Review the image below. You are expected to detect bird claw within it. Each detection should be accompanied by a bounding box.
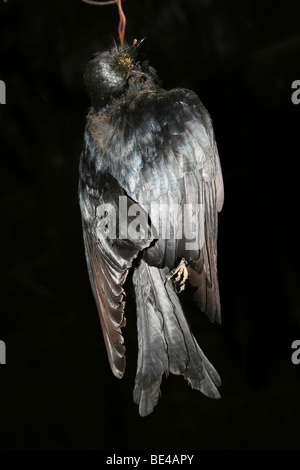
[165,258,188,294]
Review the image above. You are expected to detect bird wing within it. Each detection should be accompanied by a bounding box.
[183,95,224,323]
[79,166,153,379]
[103,88,224,323]
[80,87,224,382]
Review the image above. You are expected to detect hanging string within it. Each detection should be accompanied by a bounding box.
[82,0,126,45]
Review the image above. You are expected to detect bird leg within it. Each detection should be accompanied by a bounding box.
[165,258,188,294]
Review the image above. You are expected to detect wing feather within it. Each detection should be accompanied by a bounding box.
[122,90,224,323]
[79,172,153,379]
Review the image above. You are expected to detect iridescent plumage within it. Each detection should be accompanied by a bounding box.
[79,42,224,416]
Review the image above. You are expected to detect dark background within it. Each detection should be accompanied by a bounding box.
[0,0,300,450]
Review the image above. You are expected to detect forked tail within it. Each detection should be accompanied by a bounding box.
[132,259,221,417]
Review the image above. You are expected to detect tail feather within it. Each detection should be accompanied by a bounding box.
[164,278,221,395]
[132,297,167,417]
[133,259,221,417]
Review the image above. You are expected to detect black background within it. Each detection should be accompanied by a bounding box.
[0,0,300,450]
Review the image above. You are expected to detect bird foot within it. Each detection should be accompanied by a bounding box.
[165,258,188,294]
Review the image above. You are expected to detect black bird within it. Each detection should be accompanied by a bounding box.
[79,41,224,416]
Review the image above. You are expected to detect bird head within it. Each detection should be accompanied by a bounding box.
[84,39,158,110]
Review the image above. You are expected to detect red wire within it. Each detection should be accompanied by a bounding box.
[117,0,126,45]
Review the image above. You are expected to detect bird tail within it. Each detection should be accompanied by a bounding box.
[132,259,221,417]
